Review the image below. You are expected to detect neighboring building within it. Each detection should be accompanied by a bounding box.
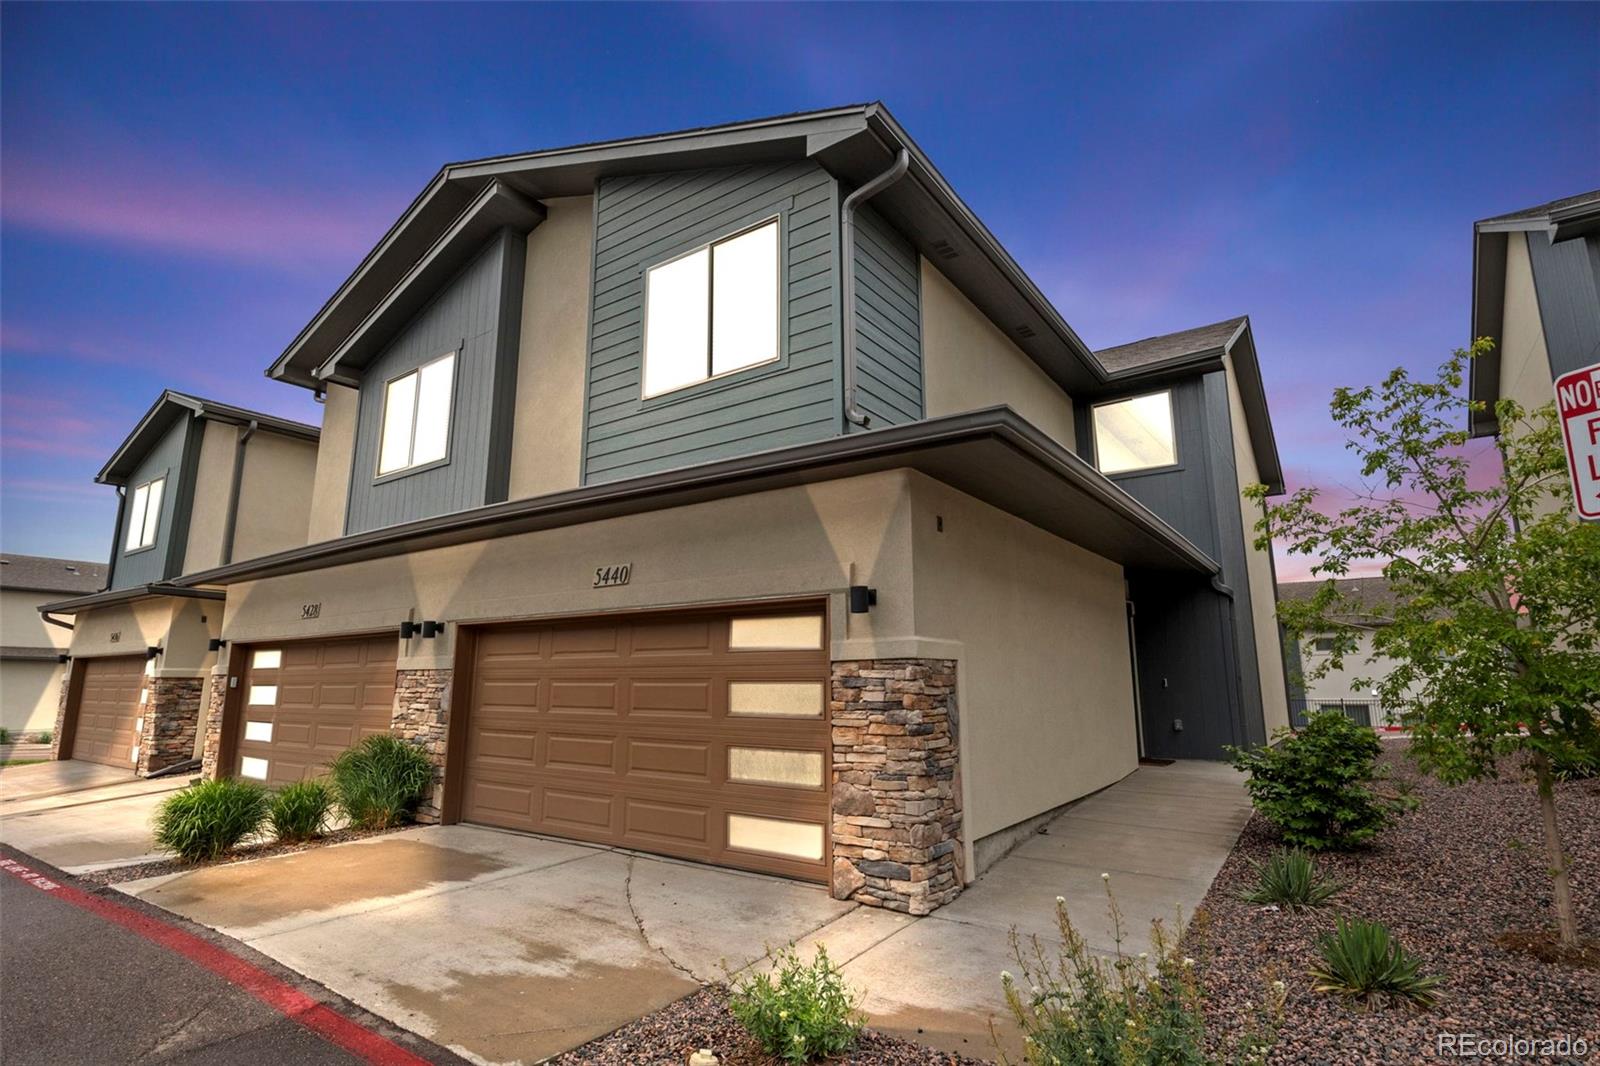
[39,392,319,775]
[1279,577,1418,728]
[54,104,1290,915]
[1468,189,1600,451]
[0,555,107,738]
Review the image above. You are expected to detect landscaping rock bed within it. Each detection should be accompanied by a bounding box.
[81,824,412,886]
[549,987,987,1066]
[1188,743,1600,1063]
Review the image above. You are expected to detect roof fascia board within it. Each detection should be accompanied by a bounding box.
[317,181,546,385]
[1549,201,1600,243]
[1224,322,1286,495]
[1468,229,1508,438]
[1475,218,1550,234]
[96,391,197,484]
[97,393,319,483]
[37,582,226,616]
[173,408,1218,588]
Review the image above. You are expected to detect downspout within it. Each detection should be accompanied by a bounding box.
[42,612,74,631]
[840,148,911,428]
[106,485,127,589]
[219,419,259,566]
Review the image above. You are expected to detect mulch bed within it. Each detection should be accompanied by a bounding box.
[548,987,987,1066]
[1186,743,1600,1064]
[81,824,412,886]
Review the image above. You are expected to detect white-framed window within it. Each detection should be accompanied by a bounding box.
[642,218,780,398]
[1091,391,1177,475]
[124,475,166,551]
[378,351,456,477]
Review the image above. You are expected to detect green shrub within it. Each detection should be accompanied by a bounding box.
[269,778,335,842]
[1310,918,1441,1010]
[729,945,864,1063]
[1242,850,1341,909]
[329,735,433,829]
[154,778,270,862]
[0,727,11,746]
[1227,711,1389,850]
[36,730,53,746]
[999,881,1284,1066]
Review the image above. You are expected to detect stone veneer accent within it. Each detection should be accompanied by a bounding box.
[200,674,230,780]
[393,669,451,823]
[49,664,73,761]
[137,677,204,776]
[830,659,962,915]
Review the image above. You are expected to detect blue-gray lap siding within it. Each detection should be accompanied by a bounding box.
[582,163,925,484]
[344,230,525,535]
[1080,373,1270,757]
[1525,231,1600,381]
[109,416,199,590]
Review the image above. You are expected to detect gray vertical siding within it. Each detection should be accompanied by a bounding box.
[583,162,844,483]
[850,203,923,427]
[345,229,525,535]
[110,416,194,590]
[1526,231,1600,379]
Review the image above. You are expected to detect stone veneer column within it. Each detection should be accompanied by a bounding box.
[137,677,205,776]
[49,664,73,761]
[830,659,963,915]
[200,674,230,780]
[392,669,451,823]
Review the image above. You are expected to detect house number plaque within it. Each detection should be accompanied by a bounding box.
[593,564,632,589]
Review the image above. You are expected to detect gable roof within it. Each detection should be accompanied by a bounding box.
[1090,316,1284,495]
[269,102,1113,396]
[0,554,108,595]
[99,391,320,485]
[1469,189,1600,438]
[1279,576,1399,626]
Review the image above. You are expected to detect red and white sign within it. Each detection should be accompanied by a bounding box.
[1555,361,1600,520]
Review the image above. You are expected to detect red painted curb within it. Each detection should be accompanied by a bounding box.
[0,857,431,1066]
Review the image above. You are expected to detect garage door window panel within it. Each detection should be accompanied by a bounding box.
[727,814,825,861]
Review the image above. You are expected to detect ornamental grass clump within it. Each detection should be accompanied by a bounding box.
[1309,917,1441,1011]
[329,735,434,829]
[728,944,864,1063]
[269,778,336,842]
[997,877,1284,1066]
[154,778,270,862]
[1228,711,1390,850]
[1242,849,1341,910]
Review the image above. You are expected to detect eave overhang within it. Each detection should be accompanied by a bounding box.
[269,103,1108,395]
[174,408,1219,588]
[38,582,226,616]
[98,391,320,485]
[1468,226,1509,438]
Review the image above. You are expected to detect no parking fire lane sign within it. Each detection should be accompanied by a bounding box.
[1555,360,1600,521]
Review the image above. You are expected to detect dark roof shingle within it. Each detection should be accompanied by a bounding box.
[0,554,108,595]
[1477,189,1600,226]
[1278,576,1399,625]
[1094,316,1248,374]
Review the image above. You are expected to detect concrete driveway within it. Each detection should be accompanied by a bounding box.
[0,760,186,871]
[116,760,1249,1064]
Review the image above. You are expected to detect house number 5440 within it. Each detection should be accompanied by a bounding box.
[593,565,631,589]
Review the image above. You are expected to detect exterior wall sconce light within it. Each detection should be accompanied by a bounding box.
[57,653,71,664]
[145,646,162,661]
[420,620,443,638]
[848,586,877,614]
[400,620,444,640]
[207,638,228,653]
[399,620,418,640]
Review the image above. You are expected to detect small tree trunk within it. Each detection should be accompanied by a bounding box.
[1530,751,1578,948]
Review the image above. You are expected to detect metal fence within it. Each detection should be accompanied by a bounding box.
[1289,697,1398,730]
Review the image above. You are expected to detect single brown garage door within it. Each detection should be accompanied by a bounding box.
[234,635,397,787]
[460,608,831,882]
[70,655,146,768]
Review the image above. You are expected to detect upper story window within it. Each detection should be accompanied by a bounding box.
[1313,636,1336,653]
[378,351,455,477]
[1092,390,1177,474]
[124,476,165,552]
[642,218,779,398]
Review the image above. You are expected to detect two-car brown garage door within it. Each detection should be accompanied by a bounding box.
[69,655,146,769]
[233,636,396,787]
[459,608,832,882]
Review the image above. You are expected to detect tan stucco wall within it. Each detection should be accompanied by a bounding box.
[183,419,241,572]
[1225,358,1291,735]
[2,588,74,650]
[68,597,219,679]
[1299,627,1419,728]
[218,471,919,670]
[508,196,594,499]
[1499,232,1556,425]
[231,431,318,562]
[307,385,359,543]
[921,257,1077,451]
[1,658,63,734]
[908,473,1137,844]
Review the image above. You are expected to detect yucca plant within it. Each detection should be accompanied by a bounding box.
[329,735,434,829]
[1309,918,1441,1011]
[153,778,270,862]
[269,778,336,842]
[1242,849,1341,909]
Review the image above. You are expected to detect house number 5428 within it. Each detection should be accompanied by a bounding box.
[593,565,631,589]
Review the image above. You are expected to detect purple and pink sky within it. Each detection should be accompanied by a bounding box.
[2,3,1596,579]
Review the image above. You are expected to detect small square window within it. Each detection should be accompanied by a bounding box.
[1313,637,1336,653]
[1092,392,1177,474]
[378,352,456,476]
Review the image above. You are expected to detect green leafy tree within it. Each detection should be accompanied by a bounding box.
[1249,340,1600,948]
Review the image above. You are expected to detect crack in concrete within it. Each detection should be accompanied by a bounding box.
[622,853,707,985]
[135,994,221,1061]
